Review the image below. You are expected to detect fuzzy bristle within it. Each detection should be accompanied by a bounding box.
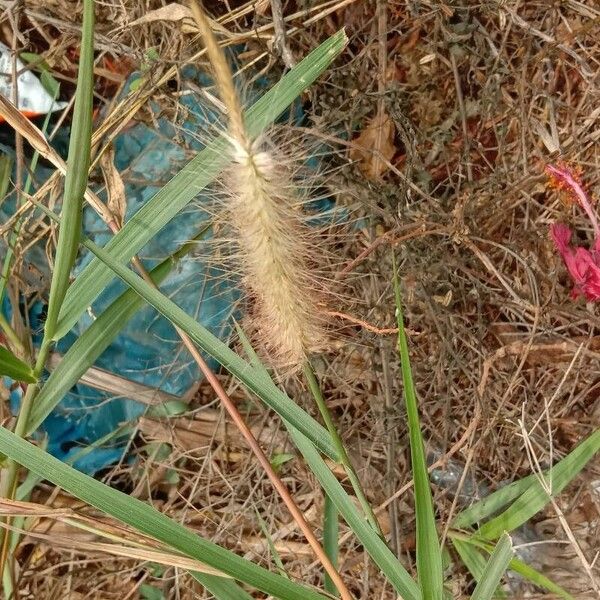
[230,143,328,371]
[190,1,329,371]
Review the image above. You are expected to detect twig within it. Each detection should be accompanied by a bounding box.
[270,0,295,68]
[449,50,473,184]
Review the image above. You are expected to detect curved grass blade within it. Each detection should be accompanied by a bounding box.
[393,256,443,600]
[453,473,537,529]
[478,428,600,540]
[507,556,575,600]
[452,537,488,585]
[0,427,329,600]
[470,533,512,600]
[26,235,203,435]
[54,221,339,460]
[0,346,35,383]
[54,30,348,341]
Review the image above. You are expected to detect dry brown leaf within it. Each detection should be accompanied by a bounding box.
[129,3,191,25]
[350,110,396,180]
[99,145,127,228]
[128,4,231,36]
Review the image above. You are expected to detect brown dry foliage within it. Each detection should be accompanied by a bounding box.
[1,0,599,598]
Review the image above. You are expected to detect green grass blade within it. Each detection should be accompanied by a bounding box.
[478,428,600,539]
[452,537,509,600]
[255,508,289,578]
[54,30,348,341]
[26,236,201,435]
[43,0,94,338]
[470,533,512,600]
[0,154,12,209]
[191,574,254,600]
[323,494,339,596]
[507,556,575,600]
[453,473,538,529]
[0,427,329,600]
[67,228,339,459]
[289,426,421,600]
[452,537,488,582]
[392,257,443,599]
[451,534,574,599]
[0,346,36,383]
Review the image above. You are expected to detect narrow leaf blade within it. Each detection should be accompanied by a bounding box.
[453,473,538,529]
[0,346,36,383]
[393,257,443,599]
[470,533,513,600]
[0,427,328,600]
[44,0,94,336]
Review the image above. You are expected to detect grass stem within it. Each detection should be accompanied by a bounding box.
[303,361,383,537]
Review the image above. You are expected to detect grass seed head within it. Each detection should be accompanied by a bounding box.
[191,1,331,372]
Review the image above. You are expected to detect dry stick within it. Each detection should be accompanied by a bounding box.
[131,261,351,600]
[270,0,296,69]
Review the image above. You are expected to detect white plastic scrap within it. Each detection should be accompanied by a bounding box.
[0,42,66,115]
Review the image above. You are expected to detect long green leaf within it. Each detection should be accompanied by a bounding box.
[44,0,94,338]
[27,236,202,435]
[289,427,421,600]
[323,494,339,596]
[453,473,537,529]
[452,537,488,582]
[0,346,35,383]
[54,30,348,341]
[478,428,600,539]
[58,227,339,460]
[237,323,421,600]
[0,427,328,600]
[470,533,512,600]
[507,556,574,599]
[393,257,443,599]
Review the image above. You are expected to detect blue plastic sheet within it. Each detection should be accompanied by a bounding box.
[3,70,238,473]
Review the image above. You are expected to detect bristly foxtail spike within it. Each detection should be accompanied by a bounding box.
[190,0,329,373]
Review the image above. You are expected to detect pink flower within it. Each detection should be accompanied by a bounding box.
[548,164,600,301]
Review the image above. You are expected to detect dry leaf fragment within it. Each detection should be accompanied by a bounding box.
[99,146,127,228]
[129,4,232,36]
[129,3,194,28]
[350,109,396,180]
